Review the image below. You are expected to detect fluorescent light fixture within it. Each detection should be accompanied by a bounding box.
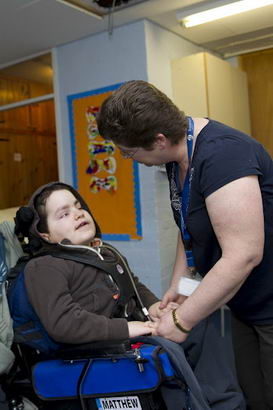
[177,0,273,28]
[56,0,104,20]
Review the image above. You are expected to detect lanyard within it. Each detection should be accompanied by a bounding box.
[175,117,194,267]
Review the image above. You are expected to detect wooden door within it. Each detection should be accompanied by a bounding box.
[239,49,273,156]
[0,137,11,208]
[0,99,58,209]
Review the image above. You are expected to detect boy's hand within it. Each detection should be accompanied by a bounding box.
[148,301,180,321]
[128,321,157,338]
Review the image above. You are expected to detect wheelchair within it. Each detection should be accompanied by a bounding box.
[2,335,201,410]
[1,266,201,410]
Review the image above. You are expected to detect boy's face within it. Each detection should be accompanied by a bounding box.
[40,189,96,246]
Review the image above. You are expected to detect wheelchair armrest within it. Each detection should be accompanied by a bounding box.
[57,339,132,360]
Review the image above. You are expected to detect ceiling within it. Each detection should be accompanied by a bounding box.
[1,0,273,69]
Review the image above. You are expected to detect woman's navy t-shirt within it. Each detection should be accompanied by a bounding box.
[166,119,273,324]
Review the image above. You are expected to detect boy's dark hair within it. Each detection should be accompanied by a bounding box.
[97,80,188,149]
[35,183,68,233]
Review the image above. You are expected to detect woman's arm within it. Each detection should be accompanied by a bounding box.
[156,175,264,342]
[160,232,191,308]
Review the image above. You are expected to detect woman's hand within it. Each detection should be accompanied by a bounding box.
[155,311,189,343]
[127,321,157,338]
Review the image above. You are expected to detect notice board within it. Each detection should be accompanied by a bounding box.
[67,83,142,240]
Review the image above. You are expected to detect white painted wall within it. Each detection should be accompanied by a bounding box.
[144,20,203,98]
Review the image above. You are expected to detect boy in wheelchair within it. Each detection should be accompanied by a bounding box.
[4,182,245,410]
[12,181,166,345]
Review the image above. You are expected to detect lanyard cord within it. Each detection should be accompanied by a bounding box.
[103,243,152,321]
[175,117,195,267]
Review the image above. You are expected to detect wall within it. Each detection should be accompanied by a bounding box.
[144,20,203,98]
[53,20,148,184]
[53,19,204,297]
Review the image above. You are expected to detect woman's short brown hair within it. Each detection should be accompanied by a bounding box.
[97,80,188,150]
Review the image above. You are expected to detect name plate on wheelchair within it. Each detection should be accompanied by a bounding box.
[96,396,142,409]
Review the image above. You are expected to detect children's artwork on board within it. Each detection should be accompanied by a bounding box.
[67,83,142,240]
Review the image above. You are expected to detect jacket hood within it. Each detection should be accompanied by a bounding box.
[14,181,101,254]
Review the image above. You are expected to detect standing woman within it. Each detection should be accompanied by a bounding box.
[97,80,273,410]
